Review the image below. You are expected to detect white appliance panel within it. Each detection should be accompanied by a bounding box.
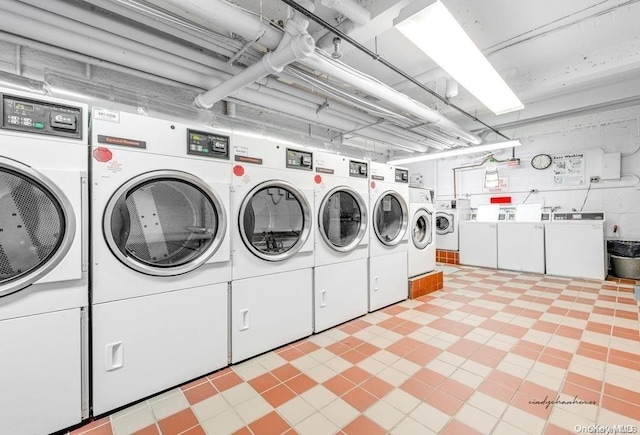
[545,222,606,280]
[231,269,313,363]
[314,258,368,332]
[92,283,228,415]
[0,309,82,434]
[498,222,545,274]
[459,221,498,268]
[369,252,408,311]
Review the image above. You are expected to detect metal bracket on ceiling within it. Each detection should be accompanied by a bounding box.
[227,30,266,65]
[316,98,330,114]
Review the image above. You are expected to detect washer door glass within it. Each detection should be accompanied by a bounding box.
[319,187,367,252]
[240,181,311,261]
[412,208,433,249]
[435,214,452,234]
[373,191,408,246]
[105,171,226,276]
[0,161,74,297]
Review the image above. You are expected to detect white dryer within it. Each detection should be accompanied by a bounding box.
[230,136,314,363]
[435,199,471,251]
[0,89,89,434]
[369,162,410,312]
[91,110,231,415]
[408,187,436,277]
[313,152,369,332]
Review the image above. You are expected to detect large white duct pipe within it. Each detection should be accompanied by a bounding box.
[320,0,371,26]
[159,0,480,144]
[195,32,315,109]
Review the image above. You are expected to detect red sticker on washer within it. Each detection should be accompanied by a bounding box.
[93,147,112,162]
[314,175,322,184]
[370,181,376,189]
[233,165,245,176]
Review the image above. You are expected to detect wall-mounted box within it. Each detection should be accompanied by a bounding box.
[601,152,621,180]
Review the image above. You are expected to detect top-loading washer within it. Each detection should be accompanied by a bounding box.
[435,199,471,251]
[545,212,606,280]
[459,204,500,269]
[313,151,369,332]
[0,88,89,434]
[408,186,436,277]
[91,109,231,415]
[369,162,410,311]
[230,135,314,363]
[497,204,546,274]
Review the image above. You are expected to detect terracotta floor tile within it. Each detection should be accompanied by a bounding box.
[447,338,482,358]
[158,408,199,435]
[608,355,640,371]
[545,424,576,435]
[340,349,368,364]
[181,377,209,391]
[262,384,297,408]
[404,350,434,365]
[278,347,305,362]
[249,411,291,435]
[211,371,243,393]
[181,425,206,435]
[542,347,573,361]
[342,387,378,412]
[232,428,252,435]
[208,367,233,380]
[426,389,464,415]
[479,380,517,403]
[361,377,393,399]
[538,353,571,369]
[326,342,351,356]
[533,320,559,333]
[601,395,640,420]
[603,383,640,405]
[271,364,302,382]
[341,366,370,385]
[71,418,111,435]
[342,415,386,435]
[400,378,435,399]
[324,375,356,397]
[132,425,160,435]
[470,346,508,367]
[565,372,602,392]
[183,380,217,405]
[555,325,583,339]
[439,378,475,401]
[441,419,483,435]
[249,372,281,393]
[355,342,379,357]
[561,382,601,404]
[511,391,553,419]
[285,373,317,395]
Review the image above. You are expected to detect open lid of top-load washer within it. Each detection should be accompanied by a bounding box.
[373,191,408,246]
[411,207,433,249]
[104,170,226,276]
[319,186,367,252]
[240,180,312,262]
[0,158,75,297]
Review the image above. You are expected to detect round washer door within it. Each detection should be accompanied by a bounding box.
[435,212,454,235]
[319,186,367,252]
[373,191,408,246]
[104,170,227,276]
[412,208,433,249]
[0,158,75,297]
[240,180,311,261]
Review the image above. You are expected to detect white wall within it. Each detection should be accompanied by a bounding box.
[425,106,640,240]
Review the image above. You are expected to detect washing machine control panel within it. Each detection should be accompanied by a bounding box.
[395,168,409,183]
[286,148,313,170]
[552,212,605,221]
[187,129,230,159]
[1,93,82,139]
[350,160,368,178]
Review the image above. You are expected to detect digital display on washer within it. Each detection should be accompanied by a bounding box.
[349,160,368,178]
[395,168,409,183]
[286,148,313,170]
[1,94,82,139]
[187,129,230,159]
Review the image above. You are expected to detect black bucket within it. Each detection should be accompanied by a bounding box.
[607,240,640,280]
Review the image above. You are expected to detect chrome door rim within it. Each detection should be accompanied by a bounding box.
[103,170,227,276]
[412,207,433,249]
[318,186,368,253]
[435,212,454,235]
[0,157,76,297]
[239,180,311,262]
[373,190,408,247]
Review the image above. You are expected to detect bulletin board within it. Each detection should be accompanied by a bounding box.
[552,153,585,185]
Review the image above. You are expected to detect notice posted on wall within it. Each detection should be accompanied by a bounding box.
[483,176,509,193]
[553,153,585,185]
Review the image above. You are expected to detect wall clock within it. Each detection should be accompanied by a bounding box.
[531,153,552,170]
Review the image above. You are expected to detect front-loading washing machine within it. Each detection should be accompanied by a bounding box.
[0,89,89,434]
[435,199,471,251]
[91,109,231,415]
[230,135,314,363]
[369,162,410,312]
[408,187,436,277]
[313,151,369,332]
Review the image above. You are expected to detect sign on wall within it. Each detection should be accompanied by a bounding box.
[553,153,585,185]
[483,176,509,193]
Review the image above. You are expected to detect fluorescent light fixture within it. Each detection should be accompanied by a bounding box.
[394,0,524,115]
[386,140,522,165]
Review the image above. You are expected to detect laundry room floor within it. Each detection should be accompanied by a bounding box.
[72,267,640,435]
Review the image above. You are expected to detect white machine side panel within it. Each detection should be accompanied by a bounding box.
[459,222,498,268]
[92,283,228,415]
[314,259,368,332]
[231,269,312,363]
[497,223,545,274]
[545,223,606,280]
[369,252,408,312]
[0,309,82,435]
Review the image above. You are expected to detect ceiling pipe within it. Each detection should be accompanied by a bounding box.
[155,0,480,144]
[316,0,371,50]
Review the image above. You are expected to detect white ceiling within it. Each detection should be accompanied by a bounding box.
[2,0,639,157]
